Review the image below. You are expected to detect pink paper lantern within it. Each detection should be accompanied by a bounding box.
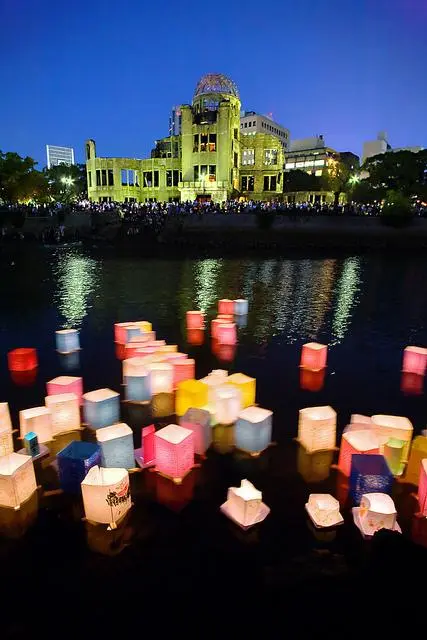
[338,430,380,476]
[173,358,195,388]
[218,299,234,315]
[217,323,237,345]
[47,376,84,406]
[211,318,232,339]
[419,460,427,515]
[155,424,194,482]
[402,347,427,376]
[114,322,140,345]
[186,311,204,329]
[162,352,188,363]
[142,425,155,465]
[300,343,328,371]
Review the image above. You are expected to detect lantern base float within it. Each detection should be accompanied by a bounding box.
[56,348,82,356]
[154,467,193,485]
[17,444,50,463]
[352,507,402,539]
[220,500,270,530]
[134,447,155,469]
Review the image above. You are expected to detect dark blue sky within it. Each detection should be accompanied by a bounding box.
[1,0,426,166]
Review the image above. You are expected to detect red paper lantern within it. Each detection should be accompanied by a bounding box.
[8,348,38,372]
[218,299,234,315]
[173,358,195,388]
[300,342,328,371]
[186,311,204,329]
[402,346,427,376]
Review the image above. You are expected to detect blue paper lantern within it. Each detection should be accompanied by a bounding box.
[57,441,101,493]
[56,329,80,354]
[96,423,135,469]
[350,454,394,504]
[124,373,152,403]
[234,299,248,316]
[235,406,273,454]
[24,431,40,457]
[83,389,120,429]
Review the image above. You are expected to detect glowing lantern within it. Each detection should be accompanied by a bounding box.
[0,404,13,458]
[371,414,413,461]
[211,318,232,339]
[228,373,256,408]
[217,323,237,345]
[405,435,427,485]
[298,406,336,453]
[300,343,327,371]
[83,389,120,430]
[350,454,394,504]
[402,346,427,376]
[353,493,400,538]
[152,393,175,418]
[0,453,37,509]
[176,379,208,417]
[300,369,325,392]
[131,331,156,343]
[218,299,234,315]
[173,358,195,388]
[235,406,272,454]
[123,357,148,379]
[114,323,141,344]
[180,408,211,455]
[338,430,380,477]
[213,385,242,425]
[305,494,343,528]
[187,328,204,346]
[115,343,127,361]
[401,372,424,395]
[57,440,101,493]
[297,445,333,483]
[163,352,188,363]
[23,432,39,457]
[154,424,194,483]
[44,393,80,436]
[55,329,80,354]
[419,460,427,515]
[220,479,269,529]
[147,363,173,395]
[20,407,52,443]
[8,348,38,372]
[96,423,135,469]
[135,424,156,467]
[186,311,204,329]
[47,376,83,406]
[384,438,405,476]
[201,369,228,407]
[234,299,248,316]
[350,414,372,425]
[81,466,131,526]
[125,371,152,403]
[135,320,152,333]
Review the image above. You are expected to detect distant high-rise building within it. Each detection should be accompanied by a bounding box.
[46,145,75,169]
[362,131,423,165]
[169,107,182,136]
[240,111,290,149]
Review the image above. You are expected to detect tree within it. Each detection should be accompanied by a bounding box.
[283,169,321,193]
[44,163,87,203]
[349,180,381,204]
[362,150,427,197]
[0,151,48,203]
[321,158,351,206]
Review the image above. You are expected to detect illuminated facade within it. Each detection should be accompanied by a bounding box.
[86,73,284,203]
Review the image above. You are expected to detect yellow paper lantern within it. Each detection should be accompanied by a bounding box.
[175,379,208,417]
[227,373,256,408]
[298,405,336,453]
[45,393,80,435]
[404,435,427,485]
[20,407,53,443]
[0,453,37,509]
[135,320,153,333]
[371,414,413,462]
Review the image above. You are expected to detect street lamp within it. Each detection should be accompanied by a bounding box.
[61,176,74,187]
[349,174,360,185]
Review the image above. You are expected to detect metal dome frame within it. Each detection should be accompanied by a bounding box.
[193,73,239,100]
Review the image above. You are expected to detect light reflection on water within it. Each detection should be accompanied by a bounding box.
[52,250,99,328]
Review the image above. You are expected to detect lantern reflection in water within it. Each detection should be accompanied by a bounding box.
[186,328,204,346]
[8,348,38,372]
[298,406,336,453]
[10,369,38,387]
[154,424,194,483]
[400,372,424,396]
[59,351,80,371]
[45,393,80,435]
[350,454,394,504]
[0,453,37,509]
[405,436,427,485]
[300,369,325,392]
[153,471,196,512]
[297,445,333,483]
[402,346,427,376]
[82,466,131,527]
[20,407,53,443]
[0,491,38,538]
[47,376,83,406]
[0,403,13,458]
[212,340,236,363]
[152,393,175,419]
[411,513,427,549]
[212,424,235,454]
[115,343,127,361]
[85,515,134,555]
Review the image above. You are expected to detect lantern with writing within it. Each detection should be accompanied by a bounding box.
[154,424,194,483]
[418,460,427,515]
[384,438,405,476]
[298,406,336,453]
[0,453,37,509]
[83,389,120,430]
[82,466,131,527]
[350,454,394,504]
[300,343,328,371]
[20,407,53,443]
[135,424,156,468]
[96,423,135,469]
[176,379,208,417]
[218,299,234,315]
[55,329,80,354]
[187,328,204,346]
[173,358,195,388]
[114,322,141,344]
[305,494,343,528]
[234,299,248,316]
[220,479,269,529]
[402,346,427,376]
[45,393,80,436]
[124,370,152,403]
[353,493,400,538]
[405,435,427,485]
[235,406,272,454]
[213,385,242,426]
[180,408,211,456]
[371,414,413,462]
[217,323,237,345]
[47,376,83,406]
[148,363,173,395]
[228,373,256,408]
[8,348,38,372]
[338,430,380,477]
[0,403,13,458]
[186,311,204,329]
[57,440,101,493]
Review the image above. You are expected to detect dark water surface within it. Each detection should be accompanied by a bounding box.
[1,247,427,634]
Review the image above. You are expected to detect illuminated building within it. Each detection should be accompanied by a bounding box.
[240,111,289,149]
[46,145,75,169]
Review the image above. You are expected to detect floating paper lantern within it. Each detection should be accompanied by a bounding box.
[201,369,228,407]
[353,493,400,538]
[300,342,327,371]
[23,432,40,457]
[305,494,343,528]
[220,479,269,529]
[47,376,83,406]
[213,385,242,425]
[384,438,405,476]
[400,372,424,396]
[83,389,120,430]
[57,440,101,493]
[135,424,156,467]
[147,363,174,395]
[158,344,178,354]
[82,466,131,526]
[218,299,234,315]
[123,357,148,379]
[114,323,141,344]
[418,460,427,515]
[297,445,333,483]
[115,343,127,361]
[173,358,195,388]
[45,393,80,435]
[8,348,38,372]
[211,318,232,339]
[228,373,256,408]
[338,430,380,477]
[186,311,204,329]
[300,368,325,392]
[175,379,208,417]
[130,331,156,344]
[298,406,336,453]
[154,424,194,483]
[0,453,37,509]
[402,346,427,376]
[187,328,204,346]
[371,414,413,461]
[235,406,272,454]
[163,352,188,363]
[124,371,152,403]
[217,323,237,345]
[350,454,394,504]
[405,435,427,485]
[234,299,248,316]
[55,329,80,354]
[0,404,13,458]
[350,414,372,425]
[96,423,135,469]
[20,407,52,443]
[135,320,152,333]
[180,408,211,455]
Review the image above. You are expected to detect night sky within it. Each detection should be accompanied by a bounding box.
[0,0,426,166]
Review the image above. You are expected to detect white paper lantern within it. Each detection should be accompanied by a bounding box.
[353,493,401,538]
[220,479,270,529]
[81,465,131,526]
[45,393,80,435]
[148,363,174,395]
[298,406,336,453]
[305,494,343,528]
[213,385,242,425]
[0,453,37,509]
[0,404,13,458]
[20,407,53,444]
[371,414,413,461]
